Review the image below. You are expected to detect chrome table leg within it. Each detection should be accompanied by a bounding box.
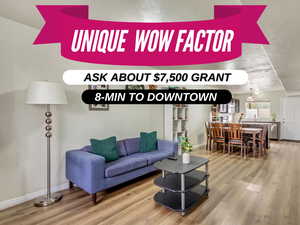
[205,163,209,191]
[181,174,185,216]
[161,170,165,193]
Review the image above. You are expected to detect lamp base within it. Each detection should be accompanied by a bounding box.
[34,193,63,207]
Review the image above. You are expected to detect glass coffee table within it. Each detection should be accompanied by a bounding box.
[153,155,209,216]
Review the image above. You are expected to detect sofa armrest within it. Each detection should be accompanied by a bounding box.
[66,150,105,194]
[157,139,178,155]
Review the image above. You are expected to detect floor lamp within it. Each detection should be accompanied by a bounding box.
[26,81,67,207]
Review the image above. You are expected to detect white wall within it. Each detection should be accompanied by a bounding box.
[0,16,164,203]
[0,16,210,205]
[185,86,211,147]
[187,104,210,147]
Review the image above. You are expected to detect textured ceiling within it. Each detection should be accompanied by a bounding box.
[0,0,90,29]
[218,45,284,94]
[0,0,298,94]
[248,0,300,95]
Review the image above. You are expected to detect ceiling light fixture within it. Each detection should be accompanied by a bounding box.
[247,88,256,102]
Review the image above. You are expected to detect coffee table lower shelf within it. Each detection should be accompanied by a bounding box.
[154,185,209,213]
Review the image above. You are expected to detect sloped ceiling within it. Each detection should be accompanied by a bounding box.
[0,0,90,29]
[246,0,300,95]
[0,0,298,94]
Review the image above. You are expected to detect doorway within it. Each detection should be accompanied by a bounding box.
[281,96,300,140]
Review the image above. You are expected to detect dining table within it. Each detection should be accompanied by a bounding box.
[209,122,268,157]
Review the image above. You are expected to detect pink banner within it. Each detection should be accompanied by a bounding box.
[34,5,269,66]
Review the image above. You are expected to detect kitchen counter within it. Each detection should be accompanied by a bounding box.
[242,121,280,140]
[242,121,281,124]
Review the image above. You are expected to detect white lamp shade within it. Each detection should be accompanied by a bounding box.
[26,81,67,105]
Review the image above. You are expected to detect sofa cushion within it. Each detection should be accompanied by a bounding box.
[132,150,172,165]
[81,142,126,157]
[105,155,148,178]
[117,141,127,157]
[139,131,158,153]
[90,137,119,162]
[123,137,140,155]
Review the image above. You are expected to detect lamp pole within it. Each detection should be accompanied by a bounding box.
[46,104,51,201]
[34,104,63,207]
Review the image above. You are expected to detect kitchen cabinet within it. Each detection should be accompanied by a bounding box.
[210,99,240,122]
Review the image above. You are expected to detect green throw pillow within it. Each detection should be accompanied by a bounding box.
[139,131,158,152]
[90,136,119,162]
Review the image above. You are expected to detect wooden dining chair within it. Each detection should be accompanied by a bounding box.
[261,126,268,156]
[210,123,226,153]
[227,123,246,158]
[205,122,212,151]
[247,126,268,157]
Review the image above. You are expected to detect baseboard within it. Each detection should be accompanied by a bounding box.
[280,139,300,143]
[0,183,68,211]
[193,143,206,151]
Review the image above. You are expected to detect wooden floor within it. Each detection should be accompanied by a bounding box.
[1,141,300,225]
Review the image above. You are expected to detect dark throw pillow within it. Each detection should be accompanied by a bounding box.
[139,131,158,152]
[90,136,119,162]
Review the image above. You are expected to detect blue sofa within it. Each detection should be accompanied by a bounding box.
[66,137,177,203]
